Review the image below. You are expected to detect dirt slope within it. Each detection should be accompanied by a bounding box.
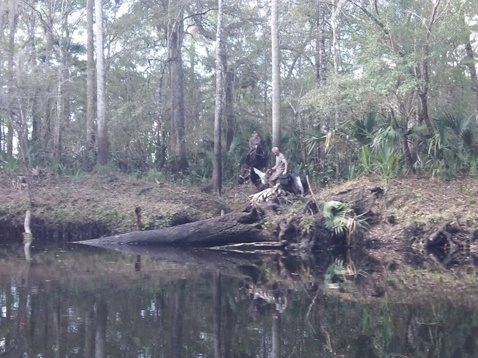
[1,172,477,244]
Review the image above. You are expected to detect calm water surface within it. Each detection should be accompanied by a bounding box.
[1,237,478,358]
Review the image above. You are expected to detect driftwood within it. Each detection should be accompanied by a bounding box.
[81,208,269,247]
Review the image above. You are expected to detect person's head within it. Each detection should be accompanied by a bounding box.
[252,131,258,138]
[272,147,280,156]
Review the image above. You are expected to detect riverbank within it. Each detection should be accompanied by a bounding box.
[1,171,477,245]
[2,170,478,303]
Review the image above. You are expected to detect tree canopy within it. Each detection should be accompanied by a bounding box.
[1,0,477,184]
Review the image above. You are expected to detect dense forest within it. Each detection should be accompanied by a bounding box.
[1,0,478,192]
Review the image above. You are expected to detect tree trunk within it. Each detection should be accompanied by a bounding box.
[6,0,18,158]
[53,14,72,161]
[417,0,440,137]
[224,69,235,151]
[31,91,41,145]
[0,2,6,45]
[418,43,434,136]
[331,0,344,130]
[154,66,167,170]
[81,209,268,247]
[169,11,188,173]
[315,0,327,86]
[54,68,63,159]
[314,0,328,175]
[86,0,96,158]
[213,0,225,196]
[271,0,281,148]
[465,40,478,124]
[95,0,108,165]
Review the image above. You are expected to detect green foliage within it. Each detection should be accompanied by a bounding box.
[319,200,368,245]
[307,119,399,183]
[349,113,378,146]
[324,258,363,291]
[371,126,401,150]
[3,0,478,189]
[373,145,399,181]
[278,128,311,173]
[424,113,478,178]
[304,127,324,158]
[298,213,314,235]
[188,140,214,184]
[358,146,372,175]
[187,137,245,184]
[145,169,165,183]
[152,211,175,229]
[0,157,19,175]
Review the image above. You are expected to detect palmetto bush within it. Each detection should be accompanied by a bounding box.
[425,113,478,177]
[319,200,368,246]
[188,138,245,184]
[303,111,478,183]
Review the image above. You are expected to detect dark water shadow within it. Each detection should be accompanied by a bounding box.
[0,221,111,244]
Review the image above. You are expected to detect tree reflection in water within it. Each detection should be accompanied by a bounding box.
[0,242,478,357]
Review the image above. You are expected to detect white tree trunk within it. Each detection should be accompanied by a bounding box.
[95,0,108,165]
[213,0,225,196]
[271,0,281,148]
[54,68,63,159]
[6,0,18,156]
[86,0,96,154]
[331,0,344,130]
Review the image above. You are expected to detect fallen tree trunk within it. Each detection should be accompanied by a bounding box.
[81,186,381,250]
[81,208,269,246]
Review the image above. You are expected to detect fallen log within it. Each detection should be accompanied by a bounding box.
[80,208,270,247]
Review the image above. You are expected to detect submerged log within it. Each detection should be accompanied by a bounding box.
[81,208,269,247]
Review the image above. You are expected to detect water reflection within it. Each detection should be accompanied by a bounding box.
[0,242,478,357]
[23,236,32,262]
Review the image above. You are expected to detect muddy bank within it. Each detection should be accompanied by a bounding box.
[1,172,478,251]
[0,172,233,242]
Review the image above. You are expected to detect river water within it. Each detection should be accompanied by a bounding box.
[1,237,478,358]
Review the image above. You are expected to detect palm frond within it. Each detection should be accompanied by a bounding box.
[349,113,377,146]
[371,126,401,150]
[304,127,325,156]
[319,200,368,244]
